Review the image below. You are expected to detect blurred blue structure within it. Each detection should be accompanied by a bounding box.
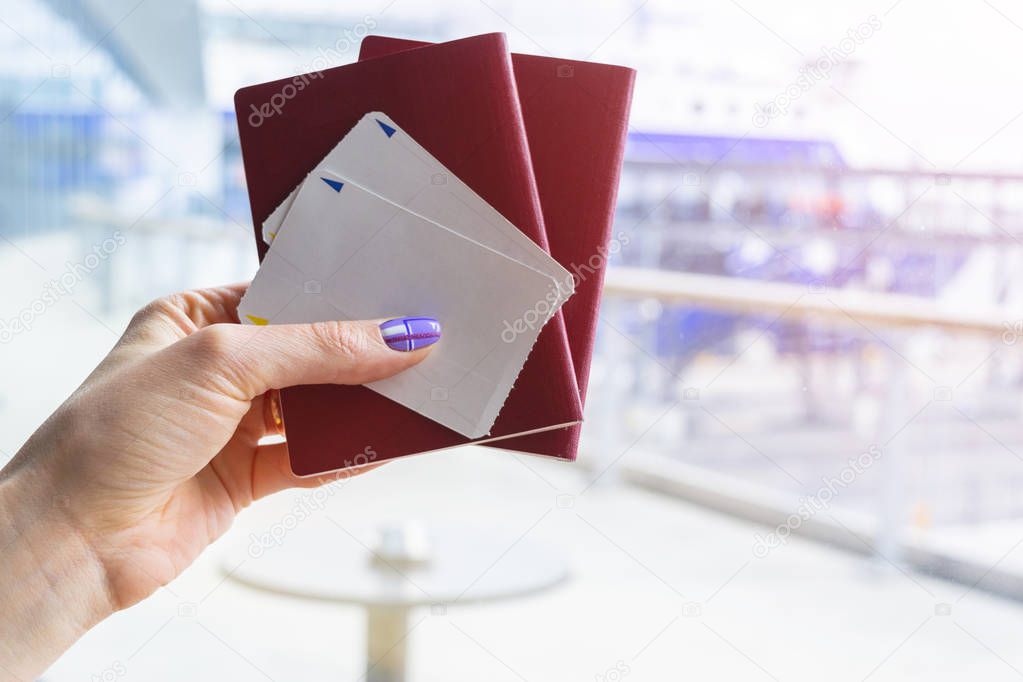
[626,131,846,169]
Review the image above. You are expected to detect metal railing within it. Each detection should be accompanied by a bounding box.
[590,265,1021,599]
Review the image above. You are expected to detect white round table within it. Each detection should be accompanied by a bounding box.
[223,518,569,682]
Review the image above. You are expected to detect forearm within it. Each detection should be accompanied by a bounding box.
[0,465,113,680]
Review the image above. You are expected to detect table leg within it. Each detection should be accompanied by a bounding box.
[365,605,410,682]
[876,341,909,565]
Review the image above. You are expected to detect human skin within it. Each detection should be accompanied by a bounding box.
[0,283,436,680]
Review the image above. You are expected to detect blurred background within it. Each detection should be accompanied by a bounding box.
[4,0,1023,679]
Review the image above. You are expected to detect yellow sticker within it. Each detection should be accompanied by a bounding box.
[245,314,269,326]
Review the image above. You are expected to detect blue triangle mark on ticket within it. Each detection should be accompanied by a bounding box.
[376,119,397,138]
[321,177,344,192]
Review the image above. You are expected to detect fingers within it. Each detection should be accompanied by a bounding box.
[250,442,385,500]
[235,392,284,438]
[119,284,251,350]
[260,390,285,436]
[170,316,440,401]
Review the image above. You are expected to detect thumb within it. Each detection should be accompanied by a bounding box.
[173,316,441,400]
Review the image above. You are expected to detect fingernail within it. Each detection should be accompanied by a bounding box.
[379,317,442,352]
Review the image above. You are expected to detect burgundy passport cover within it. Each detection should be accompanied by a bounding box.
[360,36,636,460]
[235,33,581,475]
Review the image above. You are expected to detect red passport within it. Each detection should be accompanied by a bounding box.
[235,33,582,475]
[360,37,636,461]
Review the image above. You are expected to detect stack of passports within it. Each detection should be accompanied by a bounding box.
[234,33,635,476]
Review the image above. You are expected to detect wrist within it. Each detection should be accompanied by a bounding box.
[0,463,114,679]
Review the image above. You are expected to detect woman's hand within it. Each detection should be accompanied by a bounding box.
[0,283,437,679]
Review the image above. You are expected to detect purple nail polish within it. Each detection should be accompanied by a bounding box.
[379,317,442,352]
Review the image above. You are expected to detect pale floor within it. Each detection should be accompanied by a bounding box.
[30,446,1023,682]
